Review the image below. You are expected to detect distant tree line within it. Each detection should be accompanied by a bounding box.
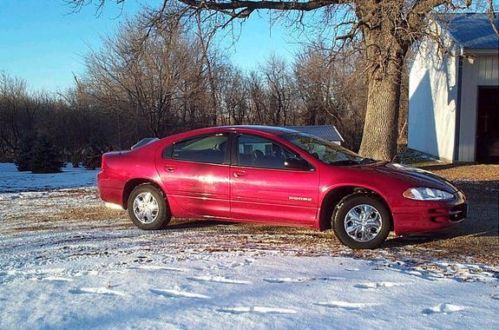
[0,73,114,171]
[0,14,374,171]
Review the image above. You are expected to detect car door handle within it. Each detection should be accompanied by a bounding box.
[233,171,246,178]
[165,166,176,173]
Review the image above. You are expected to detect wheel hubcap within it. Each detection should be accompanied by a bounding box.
[133,192,159,224]
[344,204,382,242]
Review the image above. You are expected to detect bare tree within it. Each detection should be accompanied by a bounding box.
[0,73,37,157]
[294,44,367,150]
[246,71,268,124]
[220,66,249,124]
[262,55,294,126]
[69,0,496,160]
[81,16,210,137]
[295,46,334,126]
[0,71,117,164]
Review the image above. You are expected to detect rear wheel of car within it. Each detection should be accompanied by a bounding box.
[127,184,171,230]
[332,194,391,249]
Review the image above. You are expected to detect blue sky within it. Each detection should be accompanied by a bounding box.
[0,0,305,93]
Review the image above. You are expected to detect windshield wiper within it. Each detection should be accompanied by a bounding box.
[360,158,376,164]
[329,159,360,166]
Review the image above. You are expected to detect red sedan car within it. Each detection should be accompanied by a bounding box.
[97,126,467,249]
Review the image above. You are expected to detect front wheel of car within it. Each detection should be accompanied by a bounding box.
[332,194,391,249]
[127,184,171,230]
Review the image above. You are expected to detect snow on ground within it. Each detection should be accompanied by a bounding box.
[0,165,498,329]
[0,163,97,193]
[1,241,498,329]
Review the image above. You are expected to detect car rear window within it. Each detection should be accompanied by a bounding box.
[170,134,228,165]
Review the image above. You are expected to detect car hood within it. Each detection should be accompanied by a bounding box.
[373,163,458,193]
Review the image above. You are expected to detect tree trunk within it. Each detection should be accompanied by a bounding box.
[358,58,403,161]
[359,70,400,161]
[354,0,410,161]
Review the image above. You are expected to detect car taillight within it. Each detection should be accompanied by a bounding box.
[100,154,107,170]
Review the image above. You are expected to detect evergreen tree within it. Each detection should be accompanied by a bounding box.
[29,136,64,173]
[15,135,35,172]
[71,151,81,168]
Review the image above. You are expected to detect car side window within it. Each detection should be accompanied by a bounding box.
[236,134,302,169]
[171,133,228,165]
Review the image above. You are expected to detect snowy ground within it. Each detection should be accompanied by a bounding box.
[0,165,498,329]
[0,163,97,193]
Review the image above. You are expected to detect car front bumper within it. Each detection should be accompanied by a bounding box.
[392,191,467,235]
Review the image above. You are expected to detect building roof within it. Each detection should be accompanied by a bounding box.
[285,125,344,142]
[438,13,499,50]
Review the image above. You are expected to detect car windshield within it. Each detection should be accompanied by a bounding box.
[281,133,373,165]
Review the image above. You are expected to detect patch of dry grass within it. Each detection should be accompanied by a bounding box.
[422,164,499,182]
[56,206,127,222]
[8,206,130,233]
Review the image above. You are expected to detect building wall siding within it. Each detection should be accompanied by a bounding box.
[459,55,499,162]
[408,39,458,161]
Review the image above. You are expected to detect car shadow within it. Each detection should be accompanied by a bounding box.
[157,180,497,249]
[165,219,229,230]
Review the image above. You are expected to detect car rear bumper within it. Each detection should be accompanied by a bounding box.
[97,171,123,206]
[392,191,467,235]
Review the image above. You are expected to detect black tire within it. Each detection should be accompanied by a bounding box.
[331,194,391,249]
[127,183,171,230]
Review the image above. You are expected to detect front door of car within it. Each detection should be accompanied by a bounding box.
[230,134,319,226]
[157,133,231,219]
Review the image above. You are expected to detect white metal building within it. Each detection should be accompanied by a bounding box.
[408,13,499,163]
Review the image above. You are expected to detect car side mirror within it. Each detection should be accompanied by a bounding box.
[284,158,311,171]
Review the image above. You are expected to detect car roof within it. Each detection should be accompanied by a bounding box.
[220,125,299,135]
[154,126,301,147]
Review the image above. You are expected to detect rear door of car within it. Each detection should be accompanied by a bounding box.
[157,132,231,219]
[229,133,319,226]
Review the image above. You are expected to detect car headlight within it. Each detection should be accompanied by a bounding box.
[403,187,454,201]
